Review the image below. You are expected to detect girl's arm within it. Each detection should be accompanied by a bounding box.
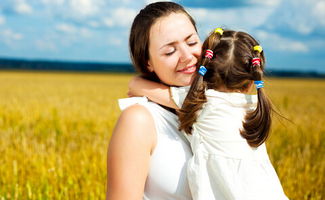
[128,76,178,109]
[106,105,156,200]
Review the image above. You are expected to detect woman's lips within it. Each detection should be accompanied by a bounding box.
[177,65,196,74]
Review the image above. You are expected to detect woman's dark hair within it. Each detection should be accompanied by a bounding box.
[178,29,272,147]
[129,2,197,82]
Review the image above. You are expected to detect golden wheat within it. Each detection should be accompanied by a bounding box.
[0,71,324,199]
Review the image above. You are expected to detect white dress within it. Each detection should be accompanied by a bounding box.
[118,97,193,200]
[171,88,289,200]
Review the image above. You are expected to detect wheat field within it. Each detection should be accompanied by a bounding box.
[0,71,324,199]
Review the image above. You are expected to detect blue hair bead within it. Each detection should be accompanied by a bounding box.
[198,66,207,76]
[254,80,264,89]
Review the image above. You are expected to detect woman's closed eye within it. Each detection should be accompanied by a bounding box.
[165,48,176,56]
[187,40,198,46]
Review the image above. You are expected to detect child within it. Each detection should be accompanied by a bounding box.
[127,28,289,200]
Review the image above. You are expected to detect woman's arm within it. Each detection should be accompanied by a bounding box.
[128,76,178,109]
[106,105,156,200]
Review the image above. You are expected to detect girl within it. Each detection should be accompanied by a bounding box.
[128,28,289,200]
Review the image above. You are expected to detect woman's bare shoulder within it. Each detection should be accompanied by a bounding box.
[107,104,156,199]
[119,104,153,123]
[111,104,157,151]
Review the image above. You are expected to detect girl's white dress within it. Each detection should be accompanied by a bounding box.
[171,87,289,200]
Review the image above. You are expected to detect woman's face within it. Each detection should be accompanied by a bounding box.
[147,12,202,86]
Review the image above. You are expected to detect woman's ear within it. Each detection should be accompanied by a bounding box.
[147,60,154,72]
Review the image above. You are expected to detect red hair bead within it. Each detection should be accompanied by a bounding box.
[252,57,261,66]
[205,49,213,59]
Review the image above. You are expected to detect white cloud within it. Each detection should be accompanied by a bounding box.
[38,0,106,20]
[55,23,92,37]
[102,8,137,28]
[0,29,23,40]
[313,1,325,26]
[249,0,282,7]
[36,39,57,51]
[263,0,325,35]
[256,30,309,52]
[188,6,275,35]
[40,0,65,6]
[0,28,23,46]
[88,20,100,28]
[112,0,138,3]
[68,0,105,17]
[14,0,33,15]
[108,37,123,46]
[79,28,92,37]
[114,8,137,26]
[56,23,77,34]
[0,16,6,25]
[145,0,172,4]
[102,18,114,27]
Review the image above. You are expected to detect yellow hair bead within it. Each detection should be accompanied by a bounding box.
[253,45,263,53]
[214,28,224,35]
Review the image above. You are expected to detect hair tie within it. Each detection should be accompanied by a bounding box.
[253,45,263,53]
[252,57,261,66]
[214,27,224,35]
[198,66,207,76]
[254,80,264,89]
[205,49,213,59]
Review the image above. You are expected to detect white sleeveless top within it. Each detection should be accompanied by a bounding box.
[119,97,193,200]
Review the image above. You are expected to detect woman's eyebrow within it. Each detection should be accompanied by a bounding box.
[159,33,195,50]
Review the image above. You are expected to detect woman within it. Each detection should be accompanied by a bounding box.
[106,2,201,199]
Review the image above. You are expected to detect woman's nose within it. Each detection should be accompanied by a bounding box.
[179,45,193,63]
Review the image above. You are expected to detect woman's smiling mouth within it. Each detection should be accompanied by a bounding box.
[177,65,196,74]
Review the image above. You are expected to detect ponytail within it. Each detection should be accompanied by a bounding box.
[241,87,272,147]
[241,45,272,147]
[178,28,223,134]
[178,74,207,134]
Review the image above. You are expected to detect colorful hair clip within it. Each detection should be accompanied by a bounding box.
[253,45,263,53]
[198,66,207,76]
[214,28,224,35]
[252,57,261,66]
[205,49,214,59]
[254,80,264,89]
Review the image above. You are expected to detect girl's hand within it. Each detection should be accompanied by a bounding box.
[127,76,178,109]
[128,76,149,97]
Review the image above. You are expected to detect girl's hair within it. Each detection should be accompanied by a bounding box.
[129,1,197,82]
[178,29,272,147]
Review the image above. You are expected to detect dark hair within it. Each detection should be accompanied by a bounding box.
[129,2,197,82]
[178,29,272,147]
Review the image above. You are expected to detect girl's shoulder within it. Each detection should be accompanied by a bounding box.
[205,89,257,107]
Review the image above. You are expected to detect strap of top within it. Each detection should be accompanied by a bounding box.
[118,96,149,110]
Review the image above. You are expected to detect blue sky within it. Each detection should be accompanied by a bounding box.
[0,0,324,72]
